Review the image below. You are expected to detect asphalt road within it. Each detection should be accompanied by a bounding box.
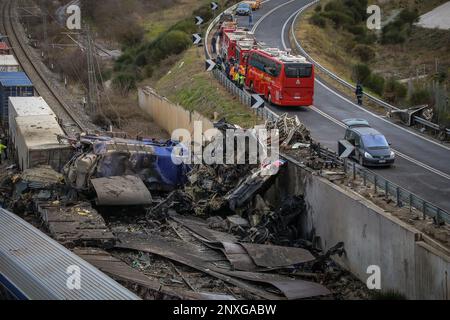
[235,0,450,212]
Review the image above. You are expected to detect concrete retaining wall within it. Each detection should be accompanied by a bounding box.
[270,160,450,300]
[138,87,215,137]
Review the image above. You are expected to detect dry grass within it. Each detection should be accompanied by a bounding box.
[296,1,450,90]
[142,0,212,42]
[374,0,448,15]
[97,92,169,139]
[296,9,356,83]
[154,47,261,128]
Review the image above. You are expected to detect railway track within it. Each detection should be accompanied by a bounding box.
[1,0,87,134]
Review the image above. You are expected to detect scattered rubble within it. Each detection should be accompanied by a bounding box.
[266,113,311,148]
[37,202,115,249]
[0,122,373,300]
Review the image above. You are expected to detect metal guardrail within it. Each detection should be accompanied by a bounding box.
[212,69,279,121]
[290,1,450,138]
[341,160,450,225]
[204,2,450,225]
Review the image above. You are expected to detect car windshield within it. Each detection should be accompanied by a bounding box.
[362,134,389,149]
[238,4,250,9]
[285,63,312,78]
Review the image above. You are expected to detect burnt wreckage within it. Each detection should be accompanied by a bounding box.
[0,115,369,300]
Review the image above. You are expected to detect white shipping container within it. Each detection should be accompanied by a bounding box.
[9,97,55,144]
[14,115,72,171]
[0,55,20,72]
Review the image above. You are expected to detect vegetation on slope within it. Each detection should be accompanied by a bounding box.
[297,0,450,126]
[155,47,260,128]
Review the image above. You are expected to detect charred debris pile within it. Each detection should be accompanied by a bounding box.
[0,115,368,300]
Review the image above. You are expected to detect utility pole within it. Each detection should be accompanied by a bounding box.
[42,11,48,56]
[85,26,99,115]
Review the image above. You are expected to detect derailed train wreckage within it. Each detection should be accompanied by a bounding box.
[0,114,370,300]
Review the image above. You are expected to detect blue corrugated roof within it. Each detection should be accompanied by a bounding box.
[0,72,33,87]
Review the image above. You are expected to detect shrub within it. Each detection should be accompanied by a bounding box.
[355,33,378,45]
[398,8,419,25]
[324,0,367,23]
[409,88,432,106]
[352,44,376,61]
[324,1,345,12]
[147,47,166,63]
[170,19,198,35]
[435,70,448,84]
[115,18,145,47]
[92,112,111,128]
[346,24,366,36]
[322,11,354,28]
[383,78,407,103]
[314,4,322,12]
[116,52,134,65]
[364,74,385,95]
[112,72,137,95]
[193,4,213,22]
[310,13,327,28]
[353,63,372,83]
[158,30,191,56]
[142,65,154,78]
[382,28,406,44]
[135,52,147,67]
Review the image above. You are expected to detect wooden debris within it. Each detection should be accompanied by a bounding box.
[36,202,116,248]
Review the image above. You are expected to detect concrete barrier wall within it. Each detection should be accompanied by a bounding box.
[138,87,215,137]
[415,241,450,300]
[270,161,450,300]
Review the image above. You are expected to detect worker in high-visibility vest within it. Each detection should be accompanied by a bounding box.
[233,66,240,85]
[229,65,235,80]
[239,73,246,89]
[239,65,245,76]
[0,142,6,165]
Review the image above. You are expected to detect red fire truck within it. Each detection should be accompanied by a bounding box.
[235,38,256,64]
[221,28,254,63]
[243,48,315,107]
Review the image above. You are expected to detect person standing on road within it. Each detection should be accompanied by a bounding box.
[229,64,235,80]
[248,11,254,28]
[239,73,246,89]
[355,82,364,106]
[0,142,6,165]
[233,65,240,85]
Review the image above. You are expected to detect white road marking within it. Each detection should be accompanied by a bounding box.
[315,79,450,152]
[311,105,450,180]
[256,2,450,180]
[252,0,298,33]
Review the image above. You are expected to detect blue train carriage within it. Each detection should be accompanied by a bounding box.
[0,72,34,127]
